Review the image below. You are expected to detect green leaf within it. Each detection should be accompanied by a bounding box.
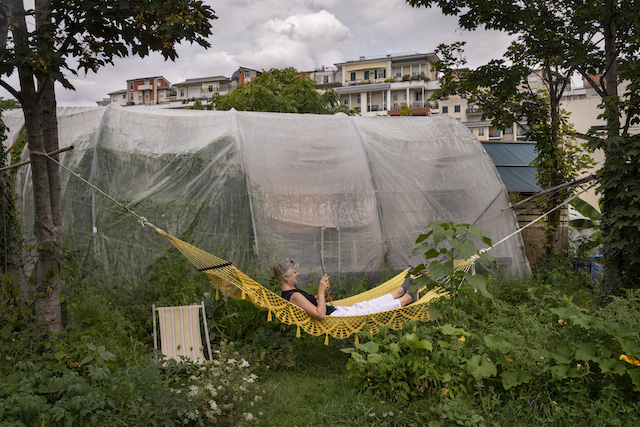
[628,369,640,391]
[620,338,640,356]
[598,357,628,375]
[478,251,496,264]
[355,342,379,354]
[465,273,493,299]
[570,197,601,221]
[466,355,497,381]
[367,353,383,364]
[458,239,477,259]
[575,342,599,362]
[440,324,469,336]
[551,364,570,380]
[427,303,444,320]
[484,335,513,353]
[429,260,452,281]
[501,369,533,390]
[424,248,441,259]
[551,346,573,364]
[412,339,433,351]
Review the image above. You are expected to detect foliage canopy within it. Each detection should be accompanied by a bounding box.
[409,0,640,291]
[211,67,351,115]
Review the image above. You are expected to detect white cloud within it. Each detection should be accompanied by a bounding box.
[0,0,514,106]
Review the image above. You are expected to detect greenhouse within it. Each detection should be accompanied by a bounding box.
[3,104,530,279]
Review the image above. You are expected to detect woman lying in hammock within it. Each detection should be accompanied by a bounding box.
[274,258,416,320]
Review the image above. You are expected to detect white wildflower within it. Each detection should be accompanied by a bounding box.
[188,385,200,397]
[254,395,263,402]
[243,413,255,421]
[239,359,250,368]
[227,358,237,365]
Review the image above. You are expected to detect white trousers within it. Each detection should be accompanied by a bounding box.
[329,293,401,317]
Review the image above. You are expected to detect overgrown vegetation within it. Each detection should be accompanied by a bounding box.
[1,223,639,425]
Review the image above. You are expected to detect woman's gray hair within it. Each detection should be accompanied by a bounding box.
[273,258,299,283]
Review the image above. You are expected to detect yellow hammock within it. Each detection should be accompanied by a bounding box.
[155,227,472,343]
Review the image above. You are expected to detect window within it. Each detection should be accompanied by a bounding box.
[180,89,185,98]
[208,85,213,92]
[374,68,386,79]
[364,70,370,80]
[122,94,126,99]
[129,82,133,90]
[454,105,461,113]
[343,98,348,105]
[356,95,361,104]
[323,76,329,84]
[244,70,251,79]
[144,80,150,85]
[478,128,485,136]
[416,93,423,101]
[350,72,356,81]
[442,106,449,113]
[130,93,134,101]
[145,91,150,100]
[528,75,538,83]
[505,127,513,135]
[393,94,398,101]
[394,67,401,78]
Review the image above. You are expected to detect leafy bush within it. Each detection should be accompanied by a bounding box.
[342,277,640,424]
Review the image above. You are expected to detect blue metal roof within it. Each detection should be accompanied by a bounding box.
[482,142,541,192]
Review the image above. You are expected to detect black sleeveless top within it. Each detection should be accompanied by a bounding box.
[282,288,337,315]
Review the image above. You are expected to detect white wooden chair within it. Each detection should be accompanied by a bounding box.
[152,302,213,362]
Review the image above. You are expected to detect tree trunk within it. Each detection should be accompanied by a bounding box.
[600,0,623,294]
[9,0,63,333]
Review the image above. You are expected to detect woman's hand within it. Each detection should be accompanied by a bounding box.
[318,274,330,294]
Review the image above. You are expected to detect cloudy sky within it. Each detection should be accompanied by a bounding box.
[3,0,514,106]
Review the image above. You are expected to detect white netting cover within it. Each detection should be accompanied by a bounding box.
[2,104,530,278]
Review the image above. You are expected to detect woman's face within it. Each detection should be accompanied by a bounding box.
[283,268,299,286]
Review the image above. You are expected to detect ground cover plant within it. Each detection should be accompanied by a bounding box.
[1,225,639,425]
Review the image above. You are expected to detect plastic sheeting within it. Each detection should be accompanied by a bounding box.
[2,104,530,279]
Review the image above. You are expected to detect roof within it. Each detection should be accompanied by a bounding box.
[173,76,230,86]
[482,141,541,192]
[126,76,167,82]
[108,89,127,95]
[334,52,439,67]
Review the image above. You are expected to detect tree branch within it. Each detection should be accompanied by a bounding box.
[0,79,21,102]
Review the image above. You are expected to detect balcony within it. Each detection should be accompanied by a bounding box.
[138,84,153,90]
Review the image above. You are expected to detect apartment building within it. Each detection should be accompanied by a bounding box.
[334,52,440,116]
[172,76,231,101]
[126,76,173,105]
[107,89,128,106]
[230,67,261,90]
[306,66,340,89]
[438,96,526,141]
